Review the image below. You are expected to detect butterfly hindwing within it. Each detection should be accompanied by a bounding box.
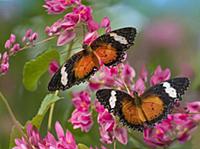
[48,50,99,91]
[91,27,137,66]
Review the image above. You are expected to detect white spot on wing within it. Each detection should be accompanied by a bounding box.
[109,33,128,44]
[109,91,117,109]
[163,82,177,98]
[61,66,68,86]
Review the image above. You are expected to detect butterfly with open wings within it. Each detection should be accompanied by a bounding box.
[48,27,137,91]
[96,77,190,131]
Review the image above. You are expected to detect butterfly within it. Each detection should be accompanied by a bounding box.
[96,77,190,131]
[48,27,137,91]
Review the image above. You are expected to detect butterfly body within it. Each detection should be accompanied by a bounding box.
[96,77,190,131]
[48,27,137,91]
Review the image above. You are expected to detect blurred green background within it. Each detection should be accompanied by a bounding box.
[0,0,200,148]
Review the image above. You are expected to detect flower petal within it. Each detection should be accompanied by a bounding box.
[57,30,76,46]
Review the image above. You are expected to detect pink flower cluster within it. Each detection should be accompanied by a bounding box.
[13,121,78,149]
[22,29,38,45]
[144,101,200,148]
[69,91,93,132]
[0,52,9,75]
[48,60,59,76]
[89,64,171,96]
[95,100,128,144]
[1,29,38,75]
[44,0,111,46]
[43,0,81,14]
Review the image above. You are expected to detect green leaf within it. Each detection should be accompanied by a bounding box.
[26,93,62,129]
[38,93,62,115]
[29,114,44,129]
[9,123,24,149]
[78,143,90,149]
[23,49,59,91]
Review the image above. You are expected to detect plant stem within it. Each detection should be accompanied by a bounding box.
[66,40,74,60]
[122,80,131,94]
[48,90,59,130]
[9,36,56,56]
[129,132,149,149]
[113,140,116,149]
[0,91,26,137]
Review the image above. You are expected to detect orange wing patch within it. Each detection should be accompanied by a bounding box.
[141,96,164,121]
[93,44,118,65]
[121,99,146,125]
[74,53,99,79]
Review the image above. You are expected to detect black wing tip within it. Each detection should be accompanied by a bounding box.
[174,77,190,87]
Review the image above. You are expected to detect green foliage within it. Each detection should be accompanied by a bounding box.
[78,143,90,149]
[23,49,60,91]
[29,93,62,129]
[9,123,24,149]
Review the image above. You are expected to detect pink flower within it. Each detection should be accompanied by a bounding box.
[72,91,91,111]
[87,20,99,32]
[13,123,43,149]
[122,63,135,83]
[28,32,39,42]
[150,65,171,86]
[100,17,110,28]
[88,82,101,91]
[49,60,59,76]
[5,34,16,49]
[98,110,115,131]
[43,0,68,14]
[73,5,92,22]
[69,109,93,132]
[99,126,114,144]
[133,78,146,95]
[45,19,63,36]
[57,30,76,46]
[41,121,78,149]
[100,16,111,32]
[139,64,148,82]
[55,121,78,149]
[186,101,200,121]
[114,127,128,144]
[144,112,199,148]
[22,29,39,44]
[43,0,80,14]
[83,31,99,45]
[0,52,9,75]
[13,122,78,149]
[10,43,21,55]
[64,13,80,24]
[95,100,128,145]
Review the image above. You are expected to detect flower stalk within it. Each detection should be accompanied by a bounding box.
[0,91,26,138]
[48,90,59,130]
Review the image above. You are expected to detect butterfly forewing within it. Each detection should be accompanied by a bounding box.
[141,77,190,102]
[48,50,99,91]
[91,27,137,66]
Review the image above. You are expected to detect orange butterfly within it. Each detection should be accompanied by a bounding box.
[96,77,190,131]
[48,27,137,91]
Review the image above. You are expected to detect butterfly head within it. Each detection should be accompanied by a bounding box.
[82,44,88,50]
